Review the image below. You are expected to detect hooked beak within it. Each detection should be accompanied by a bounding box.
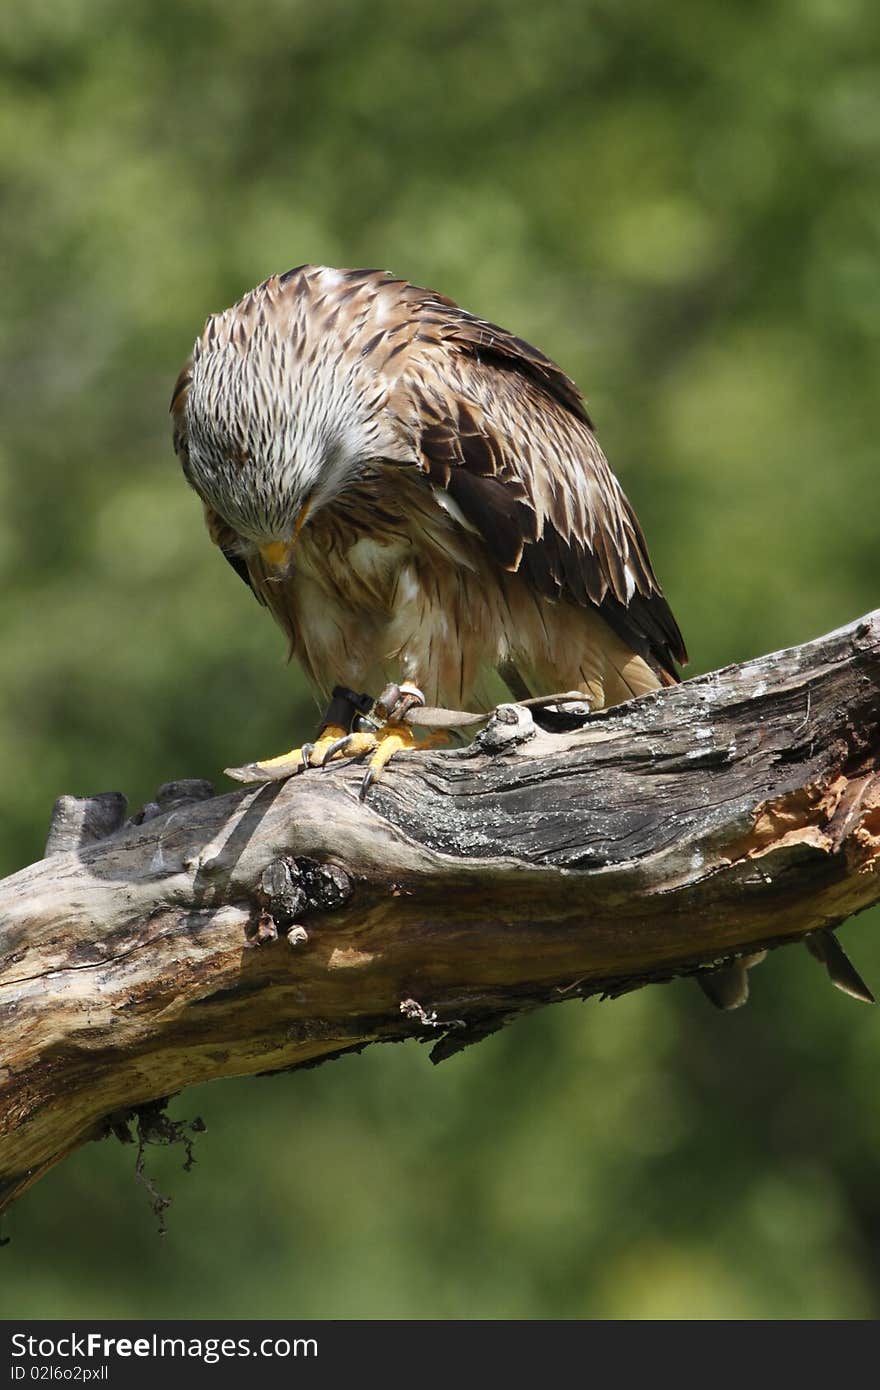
[259,500,311,569]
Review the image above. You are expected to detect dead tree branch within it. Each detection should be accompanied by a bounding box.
[3,611,880,1214]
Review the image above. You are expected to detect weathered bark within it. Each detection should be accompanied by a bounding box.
[2,611,880,1215]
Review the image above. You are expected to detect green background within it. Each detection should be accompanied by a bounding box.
[2,0,880,1319]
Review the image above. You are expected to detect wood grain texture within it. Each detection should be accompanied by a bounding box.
[2,611,880,1214]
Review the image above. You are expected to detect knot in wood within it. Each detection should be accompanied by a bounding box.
[258,857,352,929]
[259,859,308,926]
[295,858,353,912]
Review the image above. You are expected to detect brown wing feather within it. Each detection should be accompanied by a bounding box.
[401,295,687,678]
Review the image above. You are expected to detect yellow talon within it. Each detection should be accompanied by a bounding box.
[224,724,349,783]
[225,720,450,791]
[360,731,412,799]
[368,727,414,764]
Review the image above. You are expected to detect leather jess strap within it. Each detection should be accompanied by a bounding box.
[323,685,592,733]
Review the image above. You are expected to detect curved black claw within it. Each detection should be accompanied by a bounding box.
[359,766,377,801]
[321,733,357,768]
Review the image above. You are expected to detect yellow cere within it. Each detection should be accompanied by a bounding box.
[259,539,293,568]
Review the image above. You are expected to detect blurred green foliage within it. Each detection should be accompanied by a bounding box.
[2,0,880,1320]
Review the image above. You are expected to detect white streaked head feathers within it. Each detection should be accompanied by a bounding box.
[180,271,398,545]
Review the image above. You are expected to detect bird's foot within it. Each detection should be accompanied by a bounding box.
[318,721,442,800]
[315,684,447,799]
[225,725,350,783]
[223,683,442,794]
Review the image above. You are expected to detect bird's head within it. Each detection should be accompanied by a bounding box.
[172,273,399,571]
